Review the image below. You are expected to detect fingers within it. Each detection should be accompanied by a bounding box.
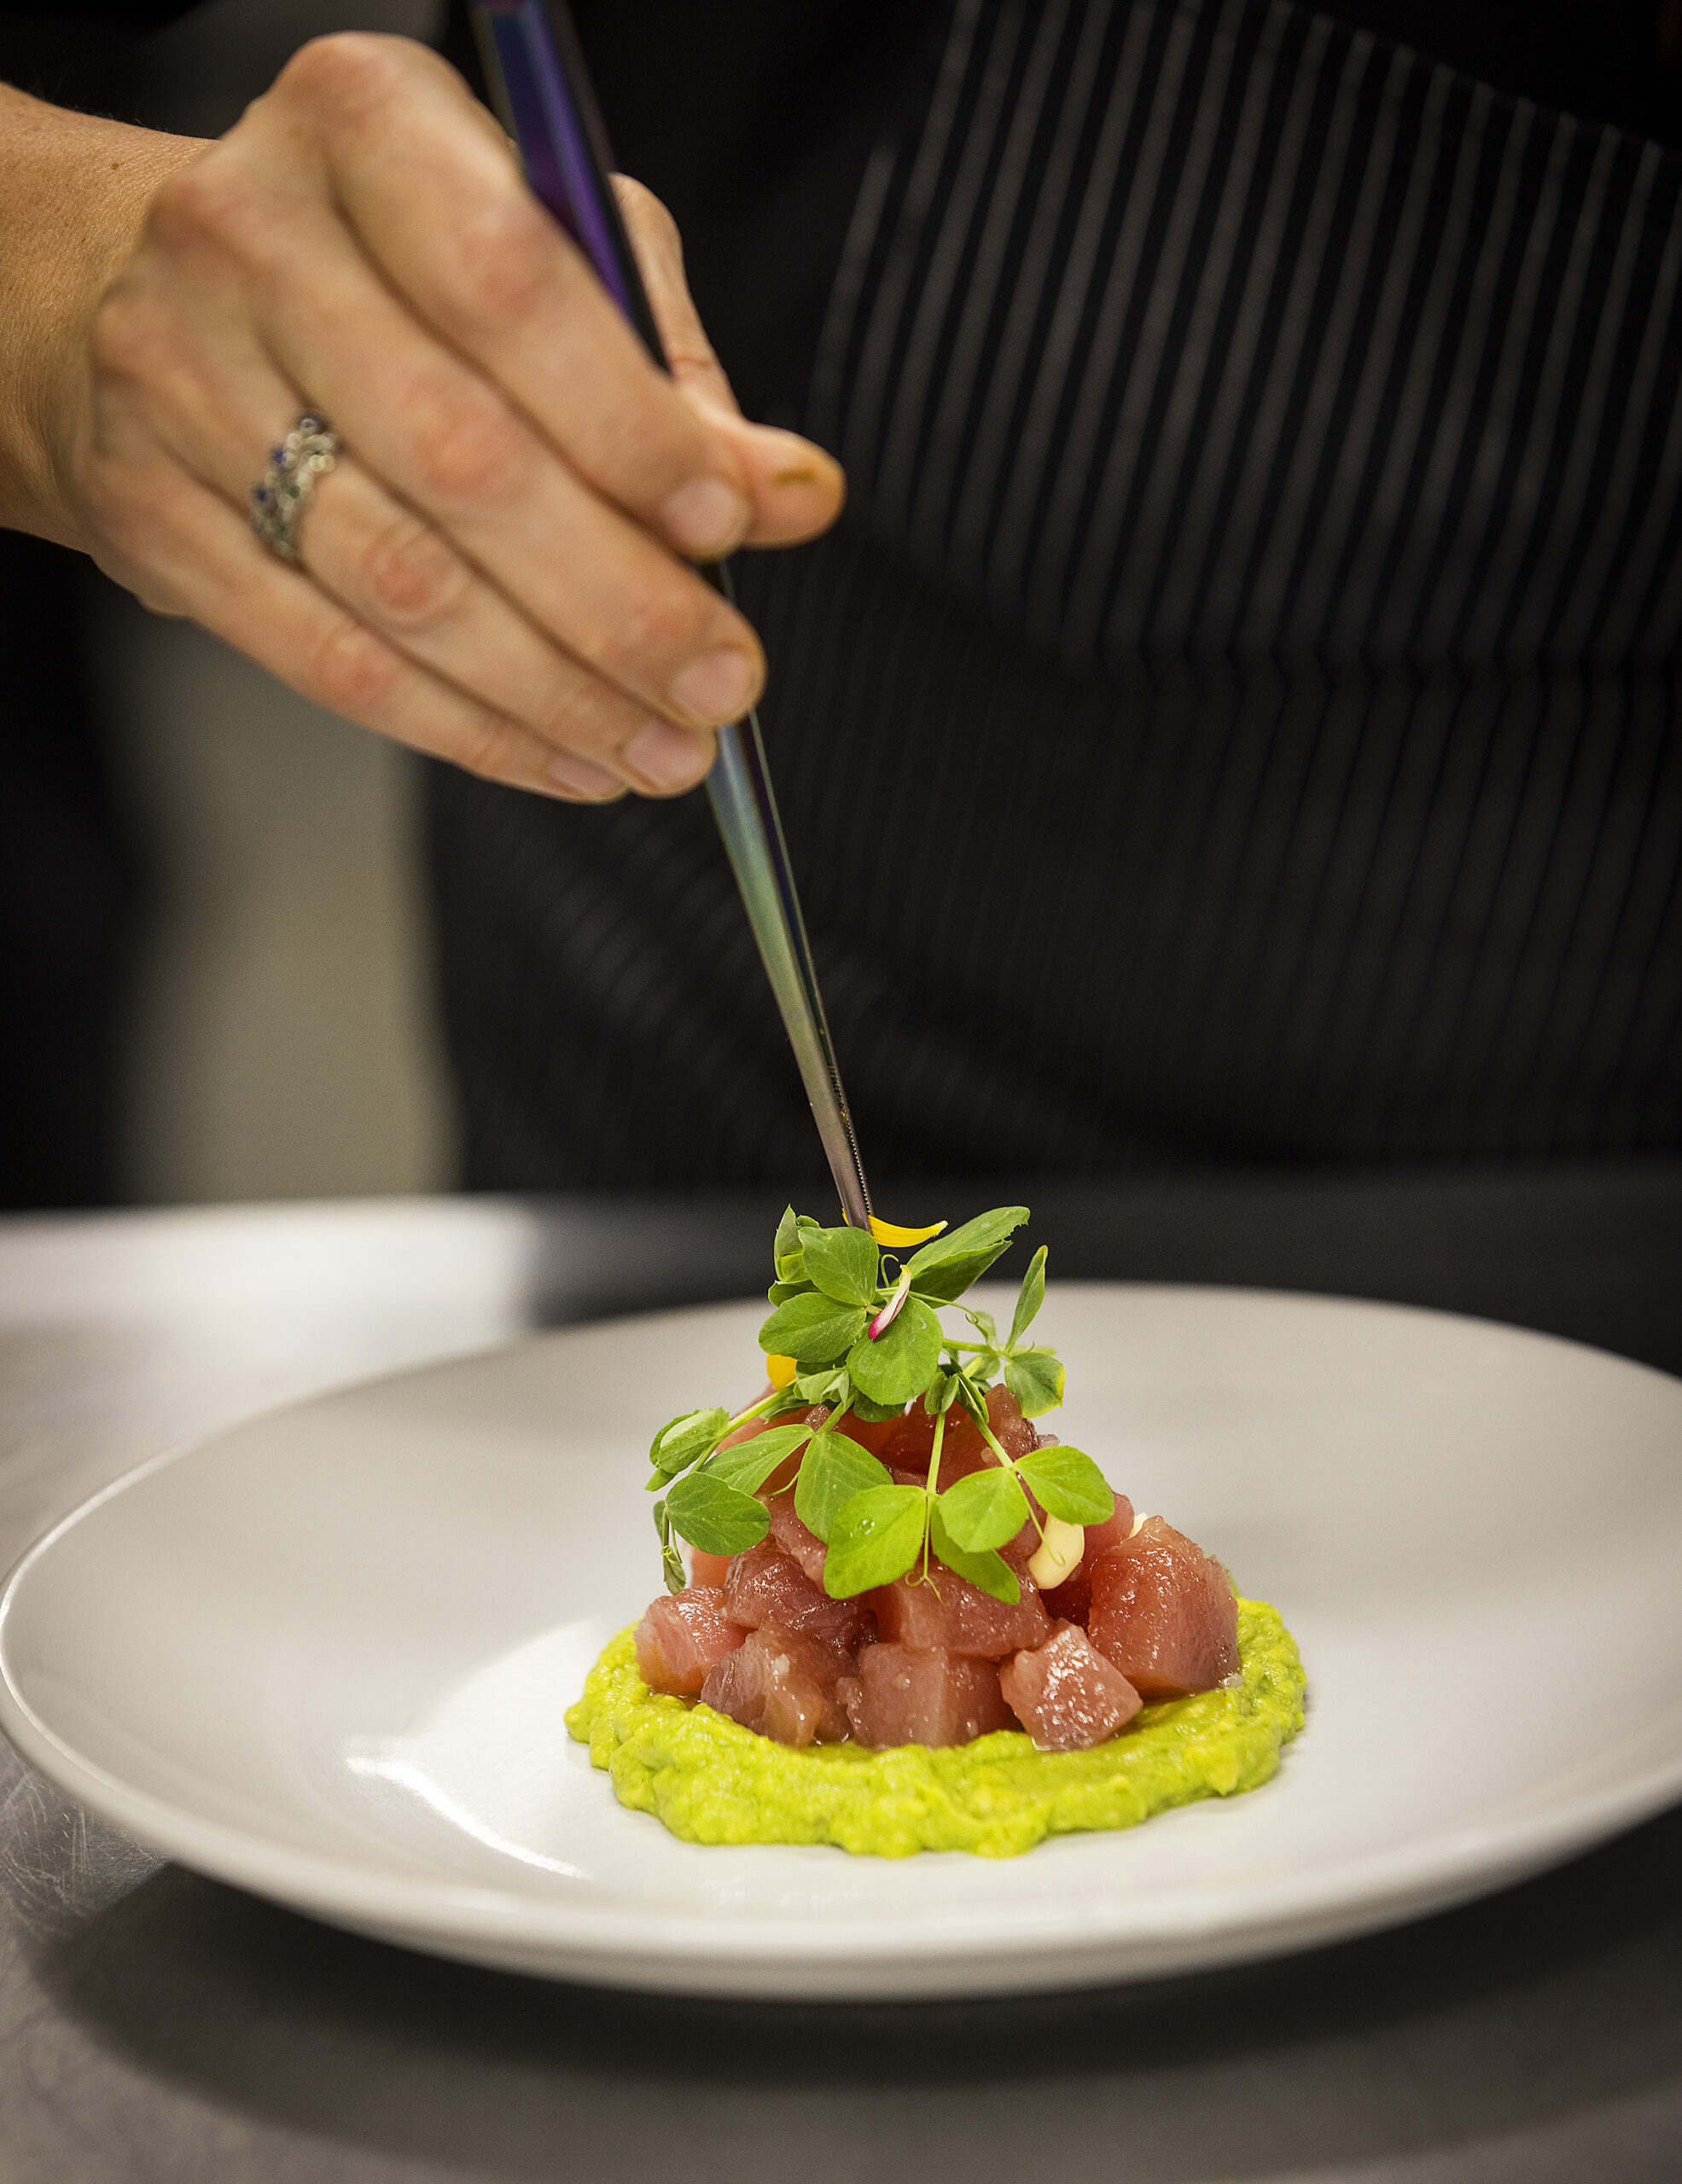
[91,262,719,795]
[270,40,756,554]
[285,456,722,794]
[101,450,626,802]
[69,32,848,804]
[267,38,845,554]
[690,398,850,548]
[140,143,767,741]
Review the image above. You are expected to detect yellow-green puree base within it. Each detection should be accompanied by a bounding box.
[567,1597,1307,1857]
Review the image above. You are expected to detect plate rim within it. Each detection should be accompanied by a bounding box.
[3,1281,1680,1993]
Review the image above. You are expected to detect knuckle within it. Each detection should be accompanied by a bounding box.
[594,579,712,680]
[276,33,411,127]
[575,398,699,497]
[664,334,724,383]
[439,203,554,331]
[399,386,529,507]
[306,617,401,718]
[533,681,609,752]
[358,509,471,629]
[147,153,265,264]
[457,710,519,782]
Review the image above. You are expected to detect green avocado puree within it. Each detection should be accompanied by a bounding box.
[566,1598,1307,1857]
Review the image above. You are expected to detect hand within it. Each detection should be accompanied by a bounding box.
[44,36,846,801]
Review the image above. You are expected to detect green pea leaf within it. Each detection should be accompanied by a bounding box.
[822,1484,928,1599]
[648,1406,729,1481]
[937,1465,1030,1553]
[1013,1443,1114,1525]
[929,1503,1021,1604]
[846,1387,904,1424]
[794,1430,893,1542]
[905,1205,1029,1304]
[767,1280,814,1306]
[773,1204,806,1285]
[1004,1346,1066,1418]
[847,1295,945,1405]
[759,1291,870,1368]
[794,1365,847,1405]
[704,1421,815,1495]
[1008,1245,1048,1347]
[799,1224,881,1308]
[664,1471,771,1558]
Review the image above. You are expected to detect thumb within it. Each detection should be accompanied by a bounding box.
[611,173,740,414]
[612,173,847,548]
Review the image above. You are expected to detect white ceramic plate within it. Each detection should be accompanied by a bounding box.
[2,1284,1679,2000]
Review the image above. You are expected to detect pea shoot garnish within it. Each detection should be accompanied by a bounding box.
[647,1206,1114,1606]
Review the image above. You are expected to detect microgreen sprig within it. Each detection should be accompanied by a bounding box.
[643,1205,1115,1605]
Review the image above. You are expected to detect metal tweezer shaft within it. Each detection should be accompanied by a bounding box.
[469,0,874,1231]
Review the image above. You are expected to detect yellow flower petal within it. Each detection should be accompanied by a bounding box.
[765,1351,799,1389]
[867,1215,948,1247]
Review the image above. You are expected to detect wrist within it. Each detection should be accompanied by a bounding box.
[0,85,205,548]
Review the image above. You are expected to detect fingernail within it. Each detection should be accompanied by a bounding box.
[666,646,757,724]
[660,474,749,556]
[623,719,716,793]
[545,751,625,800]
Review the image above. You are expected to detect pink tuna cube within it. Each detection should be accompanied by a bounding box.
[873,1564,1051,1658]
[998,1619,1143,1749]
[1087,1516,1239,1699]
[700,1621,849,1747]
[636,1588,748,1695]
[837,1642,1015,1748]
[760,1485,829,1585]
[724,1541,876,1650]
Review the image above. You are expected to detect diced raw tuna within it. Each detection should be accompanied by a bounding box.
[700,1621,848,1746]
[1042,1565,1091,1624]
[1085,1489,1137,1560]
[876,1385,1040,1490]
[760,1486,829,1585]
[1087,1516,1240,1699]
[687,1550,732,1589]
[636,1589,748,1695]
[873,1563,1051,1658]
[724,1541,876,1650]
[998,1619,1143,1749]
[1041,1490,1137,1624]
[838,1643,1014,1747]
[832,1409,901,1459]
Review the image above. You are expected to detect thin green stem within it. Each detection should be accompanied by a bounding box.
[923,1404,947,1497]
[918,1405,946,1585]
[728,1388,786,1431]
[973,1411,1046,1542]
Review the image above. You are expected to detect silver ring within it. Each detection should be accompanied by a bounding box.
[249,413,340,562]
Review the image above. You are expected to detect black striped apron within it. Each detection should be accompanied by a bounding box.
[428,0,1682,1188]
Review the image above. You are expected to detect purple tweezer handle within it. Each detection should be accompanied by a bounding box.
[468,2,662,360]
[465,3,875,1230]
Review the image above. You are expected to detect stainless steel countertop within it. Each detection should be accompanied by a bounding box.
[2,1176,1679,2183]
